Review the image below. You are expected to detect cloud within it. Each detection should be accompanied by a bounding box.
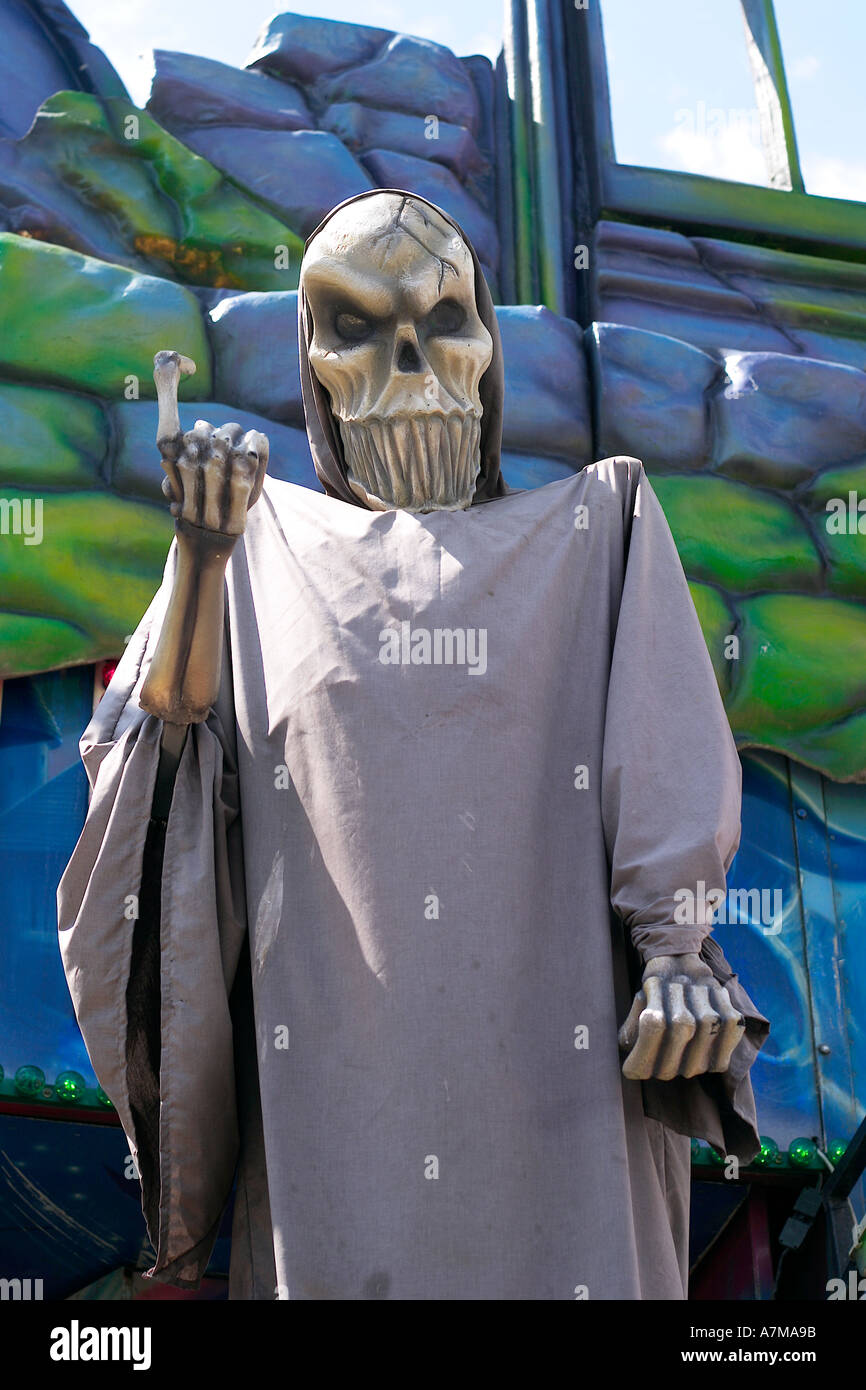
[466,30,501,61]
[788,55,821,82]
[656,110,768,186]
[805,156,866,203]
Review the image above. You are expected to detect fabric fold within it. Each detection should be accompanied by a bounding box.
[57,543,248,1286]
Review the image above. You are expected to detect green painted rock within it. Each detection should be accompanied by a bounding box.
[651,474,822,594]
[727,594,866,782]
[0,383,107,488]
[0,489,172,679]
[0,92,304,291]
[0,234,211,399]
[687,581,736,691]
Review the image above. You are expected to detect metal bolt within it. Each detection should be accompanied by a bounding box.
[796,807,807,819]
[817,1044,831,1056]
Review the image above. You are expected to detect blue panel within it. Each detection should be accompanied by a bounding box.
[789,762,860,1144]
[0,668,95,1088]
[718,750,866,1153]
[715,751,822,1148]
[0,1113,142,1296]
[823,775,866,1130]
[0,1112,230,1295]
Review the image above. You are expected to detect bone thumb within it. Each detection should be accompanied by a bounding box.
[154,350,196,449]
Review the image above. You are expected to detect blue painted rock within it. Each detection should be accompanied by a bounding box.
[320,103,486,183]
[208,291,303,426]
[147,49,312,132]
[315,35,479,134]
[0,95,305,290]
[715,351,866,489]
[498,307,591,463]
[500,453,579,491]
[0,0,127,138]
[246,12,391,83]
[360,149,498,269]
[178,126,373,237]
[588,323,717,472]
[111,401,319,502]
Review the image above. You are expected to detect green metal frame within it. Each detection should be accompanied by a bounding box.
[505,0,866,322]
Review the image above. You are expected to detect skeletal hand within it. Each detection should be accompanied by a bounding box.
[139,351,270,724]
[618,953,745,1081]
[154,349,269,537]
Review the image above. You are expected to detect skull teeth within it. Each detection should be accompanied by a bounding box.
[338,411,481,511]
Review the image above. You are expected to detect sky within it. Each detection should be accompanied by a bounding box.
[602,0,866,201]
[70,0,504,100]
[71,0,865,203]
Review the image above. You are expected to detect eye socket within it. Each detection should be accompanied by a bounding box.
[334,310,372,343]
[425,299,466,336]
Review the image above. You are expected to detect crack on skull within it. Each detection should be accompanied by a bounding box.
[370,195,460,296]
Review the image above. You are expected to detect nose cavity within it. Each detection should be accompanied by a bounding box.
[396,340,423,373]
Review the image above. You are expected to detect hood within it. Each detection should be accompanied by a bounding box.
[297,189,507,509]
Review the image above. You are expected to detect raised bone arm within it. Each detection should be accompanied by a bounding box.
[139,350,269,727]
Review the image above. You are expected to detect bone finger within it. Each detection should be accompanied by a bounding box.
[707,986,746,1071]
[247,431,270,509]
[154,350,196,462]
[621,976,667,1080]
[651,981,696,1081]
[197,454,232,534]
[212,423,246,448]
[679,984,717,1077]
[181,425,218,469]
[219,448,260,535]
[161,472,180,504]
[618,989,647,1053]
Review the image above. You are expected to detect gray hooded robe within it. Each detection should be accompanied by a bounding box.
[57,193,768,1300]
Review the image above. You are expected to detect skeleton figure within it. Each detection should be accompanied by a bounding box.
[143,191,747,1085]
[60,191,767,1299]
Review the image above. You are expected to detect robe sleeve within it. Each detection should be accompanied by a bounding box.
[599,457,770,1161]
[57,539,248,1288]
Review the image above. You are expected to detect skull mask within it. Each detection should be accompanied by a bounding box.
[300,193,494,512]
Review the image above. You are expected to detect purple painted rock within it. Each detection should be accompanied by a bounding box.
[320,103,486,182]
[148,49,312,132]
[246,12,391,83]
[316,35,479,134]
[360,149,498,269]
[178,127,373,237]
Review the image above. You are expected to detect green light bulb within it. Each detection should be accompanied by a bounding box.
[55,1070,86,1102]
[14,1064,45,1097]
[96,1086,113,1108]
[788,1137,818,1168]
[754,1136,779,1166]
[708,1145,726,1165]
[827,1139,848,1166]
